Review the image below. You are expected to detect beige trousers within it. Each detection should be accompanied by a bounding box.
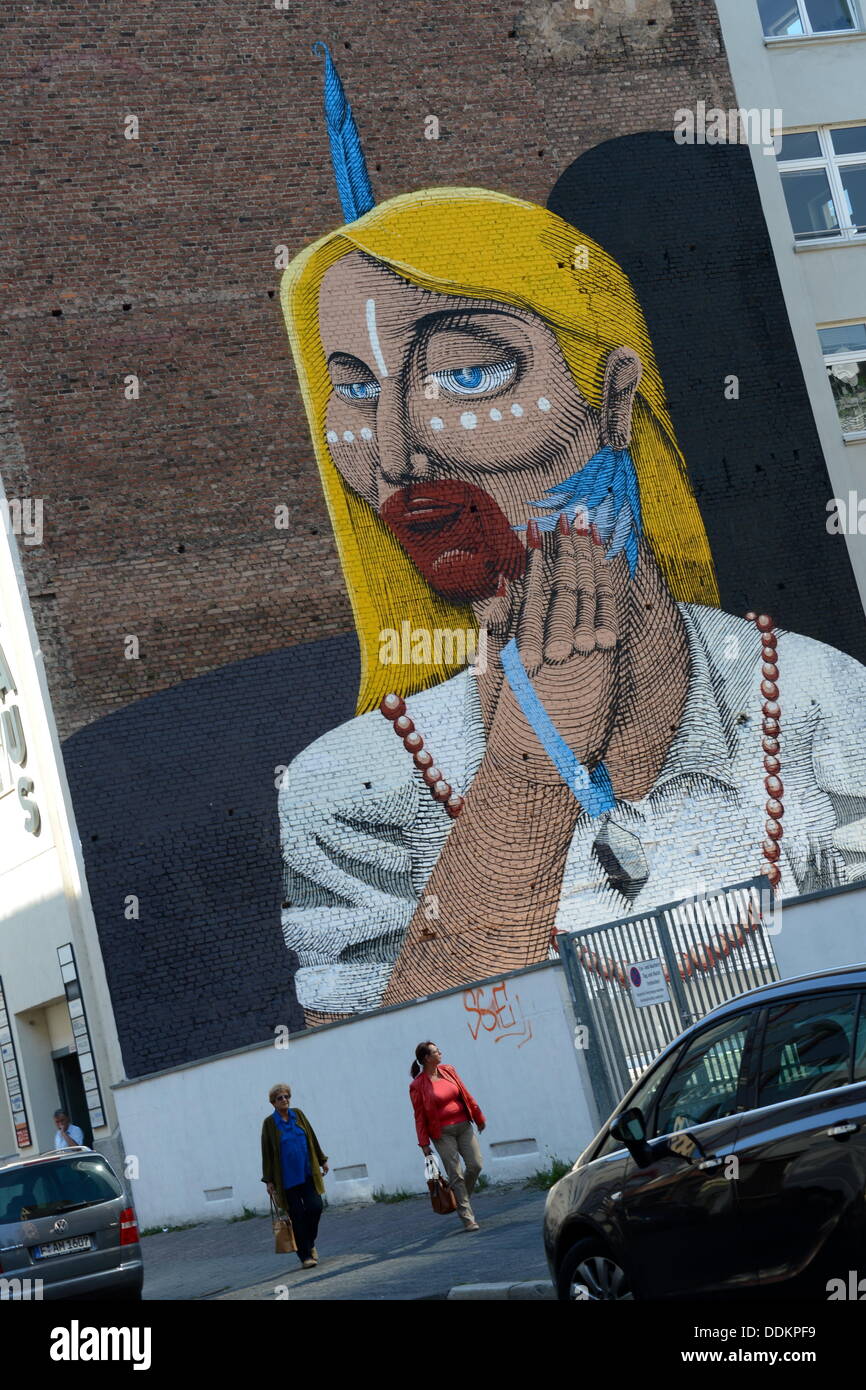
[433,1121,483,1224]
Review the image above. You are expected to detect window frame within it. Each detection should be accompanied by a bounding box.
[649,1009,758,1140]
[760,0,864,38]
[820,321,866,440]
[739,989,866,1116]
[777,124,866,244]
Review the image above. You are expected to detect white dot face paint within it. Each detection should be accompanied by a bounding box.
[429,417,444,432]
[326,430,338,444]
[510,403,524,417]
[460,412,477,430]
[537,397,551,412]
[364,298,389,379]
[489,408,502,422]
[342,430,355,443]
[360,427,373,441]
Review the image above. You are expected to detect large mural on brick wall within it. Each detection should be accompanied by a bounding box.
[277,47,866,1024]
[59,49,866,1077]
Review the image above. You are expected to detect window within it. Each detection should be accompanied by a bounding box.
[759,0,863,36]
[777,126,866,242]
[756,993,858,1107]
[0,1156,121,1225]
[853,994,866,1080]
[653,1012,753,1138]
[596,1045,683,1157]
[820,323,866,437]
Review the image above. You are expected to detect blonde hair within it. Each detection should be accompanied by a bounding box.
[268,1082,291,1105]
[281,187,720,715]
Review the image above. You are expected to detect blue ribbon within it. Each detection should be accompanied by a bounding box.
[499,639,615,817]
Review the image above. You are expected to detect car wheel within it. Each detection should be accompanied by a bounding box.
[557,1238,634,1302]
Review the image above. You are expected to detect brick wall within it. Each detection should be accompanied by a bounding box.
[12,1,866,1079]
[2,0,734,738]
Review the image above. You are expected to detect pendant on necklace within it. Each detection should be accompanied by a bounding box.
[591,815,649,901]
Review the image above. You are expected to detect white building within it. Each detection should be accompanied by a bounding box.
[0,477,124,1170]
[716,0,866,596]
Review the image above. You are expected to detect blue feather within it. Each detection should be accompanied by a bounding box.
[607,501,633,559]
[313,42,375,223]
[515,445,643,577]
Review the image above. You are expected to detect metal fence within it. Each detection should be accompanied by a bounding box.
[558,877,780,1120]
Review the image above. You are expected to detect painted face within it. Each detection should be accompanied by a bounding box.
[317,252,603,603]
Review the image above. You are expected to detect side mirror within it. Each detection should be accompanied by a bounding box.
[610,1107,652,1167]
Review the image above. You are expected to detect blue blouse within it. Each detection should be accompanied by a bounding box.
[273,1108,311,1190]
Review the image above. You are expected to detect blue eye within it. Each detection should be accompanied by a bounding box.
[431,358,518,397]
[335,380,381,401]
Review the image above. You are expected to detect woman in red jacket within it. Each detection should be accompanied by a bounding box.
[409,1041,486,1231]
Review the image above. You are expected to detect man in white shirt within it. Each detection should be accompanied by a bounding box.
[53,1110,86,1149]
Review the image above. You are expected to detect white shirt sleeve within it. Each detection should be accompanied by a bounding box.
[278,720,453,1015]
[792,635,866,884]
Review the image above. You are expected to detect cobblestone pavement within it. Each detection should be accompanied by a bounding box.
[141,1183,551,1301]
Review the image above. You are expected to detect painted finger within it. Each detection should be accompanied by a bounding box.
[517,519,546,676]
[544,513,578,663]
[572,516,596,654]
[591,524,618,650]
[475,572,515,638]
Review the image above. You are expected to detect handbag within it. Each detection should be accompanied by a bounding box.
[270,1194,297,1254]
[425,1154,458,1215]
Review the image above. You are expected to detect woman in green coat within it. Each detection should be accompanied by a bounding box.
[261,1082,329,1269]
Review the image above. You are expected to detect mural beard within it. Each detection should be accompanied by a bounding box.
[380,480,526,603]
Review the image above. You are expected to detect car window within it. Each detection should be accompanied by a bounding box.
[653,1012,752,1138]
[595,1047,683,1157]
[757,993,857,1107]
[855,995,866,1082]
[0,1156,122,1223]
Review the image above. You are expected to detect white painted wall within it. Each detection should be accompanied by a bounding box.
[0,474,123,1154]
[771,883,866,978]
[714,3,866,612]
[113,881,866,1231]
[113,962,601,1231]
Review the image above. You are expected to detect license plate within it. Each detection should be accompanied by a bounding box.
[33,1235,93,1258]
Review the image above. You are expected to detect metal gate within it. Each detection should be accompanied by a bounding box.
[558,877,780,1119]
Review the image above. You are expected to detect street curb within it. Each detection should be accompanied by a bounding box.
[446,1281,555,1301]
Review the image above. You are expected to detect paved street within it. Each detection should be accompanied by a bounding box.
[141,1183,551,1301]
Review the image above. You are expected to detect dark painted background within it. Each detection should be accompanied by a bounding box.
[549,134,866,664]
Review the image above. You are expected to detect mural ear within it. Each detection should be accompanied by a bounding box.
[600,346,641,451]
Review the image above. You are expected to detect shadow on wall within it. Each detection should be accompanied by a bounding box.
[62,634,360,1078]
[549,133,866,665]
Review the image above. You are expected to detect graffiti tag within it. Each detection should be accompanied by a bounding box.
[463,981,533,1047]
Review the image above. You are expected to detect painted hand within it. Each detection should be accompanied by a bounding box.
[475,513,626,782]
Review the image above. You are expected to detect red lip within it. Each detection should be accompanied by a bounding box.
[380,480,526,602]
[398,500,463,529]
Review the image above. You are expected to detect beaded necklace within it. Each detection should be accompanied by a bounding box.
[380,608,782,960]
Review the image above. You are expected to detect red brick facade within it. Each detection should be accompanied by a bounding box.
[2,0,734,737]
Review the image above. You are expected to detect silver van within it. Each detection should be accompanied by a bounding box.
[0,1148,143,1300]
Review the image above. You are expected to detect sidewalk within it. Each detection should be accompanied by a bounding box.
[141,1183,552,1301]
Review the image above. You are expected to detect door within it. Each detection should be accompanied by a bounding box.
[53,1054,93,1148]
[733,989,866,1293]
[618,1008,759,1298]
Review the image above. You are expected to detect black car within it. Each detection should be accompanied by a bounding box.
[544,964,866,1300]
